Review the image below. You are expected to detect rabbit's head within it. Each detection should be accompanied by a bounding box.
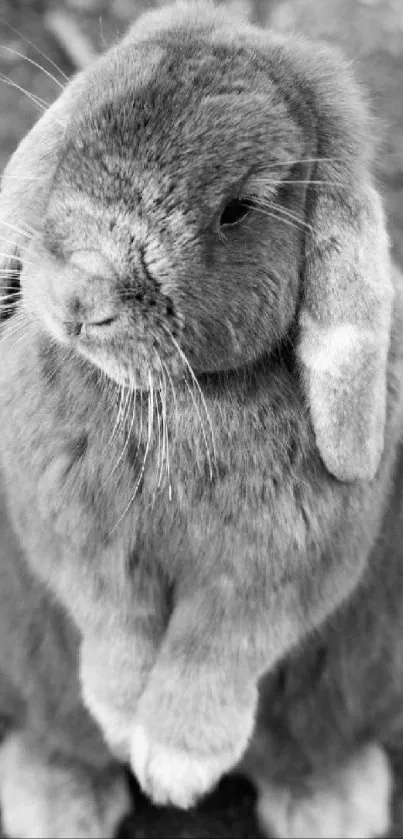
[0,0,393,482]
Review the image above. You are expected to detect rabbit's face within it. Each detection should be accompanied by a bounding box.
[4,0,393,482]
[21,36,308,387]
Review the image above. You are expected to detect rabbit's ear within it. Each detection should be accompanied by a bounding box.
[297,175,393,482]
[0,75,83,298]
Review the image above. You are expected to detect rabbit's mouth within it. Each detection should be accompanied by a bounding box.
[28,293,182,391]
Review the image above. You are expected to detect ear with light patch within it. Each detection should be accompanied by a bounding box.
[297,180,394,482]
[0,73,83,302]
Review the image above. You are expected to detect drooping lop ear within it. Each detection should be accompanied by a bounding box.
[289,40,395,483]
[0,73,84,298]
[297,173,393,483]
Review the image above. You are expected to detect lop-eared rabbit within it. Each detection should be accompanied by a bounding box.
[0,2,402,837]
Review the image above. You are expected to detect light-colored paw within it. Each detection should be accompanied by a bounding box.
[256,743,392,839]
[0,732,132,839]
[130,723,241,809]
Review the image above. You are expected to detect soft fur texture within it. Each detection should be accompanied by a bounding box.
[1,1,403,837]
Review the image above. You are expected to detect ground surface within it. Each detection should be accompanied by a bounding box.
[1,0,403,836]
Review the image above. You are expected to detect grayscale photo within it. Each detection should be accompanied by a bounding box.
[0,0,403,836]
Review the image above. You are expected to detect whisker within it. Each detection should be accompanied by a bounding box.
[0,16,69,82]
[184,377,214,479]
[0,220,32,239]
[160,367,171,497]
[161,358,179,455]
[0,311,25,330]
[0,175,48,181]
[0,73,49,110]
[264,156,345,170]
[109,373,153,534]
[0,315,28,347]
[153,360,164,490]
[0,46,65,90]
[148,370,156,493]
[251,201,315,236]
[106,384,135,485]
[254,178,343,188]
[163,328,216,476]
[0,219,38,237]
[107,382,125,448]
[0,304,19,315]
[261,202,317,235]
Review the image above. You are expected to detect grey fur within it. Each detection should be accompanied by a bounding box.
[0,1,402,836]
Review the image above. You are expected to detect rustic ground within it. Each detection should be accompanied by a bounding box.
[1,0,403,836]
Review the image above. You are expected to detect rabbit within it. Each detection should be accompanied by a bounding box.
[0,0,403,837]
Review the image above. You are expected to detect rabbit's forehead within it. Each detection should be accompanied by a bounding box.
[61,43,304,210]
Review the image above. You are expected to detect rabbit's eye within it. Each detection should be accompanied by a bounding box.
[219,198,253,228]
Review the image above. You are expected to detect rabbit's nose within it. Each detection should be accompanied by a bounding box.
[64,291,117,334]
[64,304,117,337]
[50,250,119,336]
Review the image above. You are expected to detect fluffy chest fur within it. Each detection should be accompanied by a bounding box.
[0,314,339,596]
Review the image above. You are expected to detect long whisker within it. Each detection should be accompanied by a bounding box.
[0,220,32,238]
[260,201,317,235]
[0,305,19,316]
[0,16,69,82]
[0,46,65,90]
[0,175,48,181]
[0,218,38,236]
[160,367,171,498]
[148,370,156,495]
[109,373,153,535]
[251,202,313,236]
[0,312,29,348]
[107,382,125,448]
[161,359,178,451]
[0,73,49,110]
[264,156,345,170]
[153,357,164,490]
[254,178,343,188]
[163,328,216,475]
[106,384,135,484]
[184,376,214,479]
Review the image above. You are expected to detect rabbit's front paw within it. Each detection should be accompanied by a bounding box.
[130,724,238,808]
[130,680,256,808]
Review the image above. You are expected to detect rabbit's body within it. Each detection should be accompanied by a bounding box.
[0,2,402,836]
[1,294,403,834]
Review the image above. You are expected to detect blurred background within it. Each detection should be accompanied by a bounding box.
[1,0,403,836]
